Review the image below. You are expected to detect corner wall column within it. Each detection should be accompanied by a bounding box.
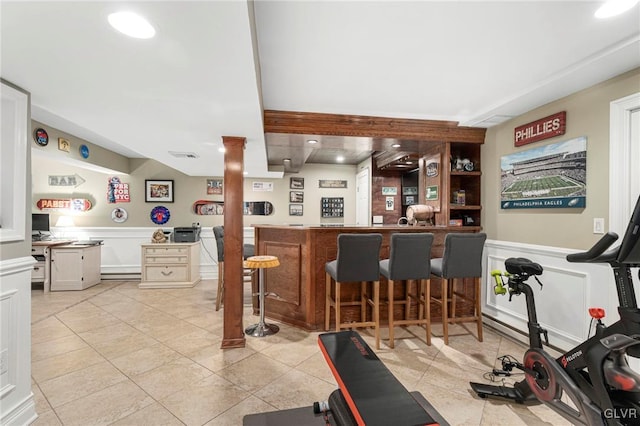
[221,136,246,349]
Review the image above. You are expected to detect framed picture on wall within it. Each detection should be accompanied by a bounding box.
[207,179,223,195]
[145,179,174,203]
[289,204,303,216]
[290,191,304,202]
[319,179,347,188]
[290,177,304,189]
[385,196,394,211]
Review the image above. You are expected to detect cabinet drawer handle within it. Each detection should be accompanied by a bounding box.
[161,270,173,276]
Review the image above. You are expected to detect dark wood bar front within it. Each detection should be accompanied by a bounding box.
[253,224,479,331]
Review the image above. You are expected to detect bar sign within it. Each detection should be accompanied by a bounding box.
[514,111,566,147]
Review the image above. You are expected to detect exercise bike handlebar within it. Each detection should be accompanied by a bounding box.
[566,232,619,263]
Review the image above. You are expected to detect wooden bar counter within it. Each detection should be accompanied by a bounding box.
[253,224,480,331]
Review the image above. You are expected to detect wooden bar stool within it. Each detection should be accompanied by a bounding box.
[325,233,383,349]
[244,255,280,337]
[380,233,434,348]
[429,232,486,345]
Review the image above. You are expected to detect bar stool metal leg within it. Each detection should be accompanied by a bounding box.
[245,256,280,337]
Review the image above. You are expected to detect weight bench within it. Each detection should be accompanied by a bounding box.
[244,330,447,426]
[318,331,444,426]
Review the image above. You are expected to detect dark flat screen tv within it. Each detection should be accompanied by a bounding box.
[32,213,50,232]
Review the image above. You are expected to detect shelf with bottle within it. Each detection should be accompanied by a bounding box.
[448,142,482,227]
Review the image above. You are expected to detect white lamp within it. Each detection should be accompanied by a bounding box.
[55,216,75,228]
[55,216,76,239]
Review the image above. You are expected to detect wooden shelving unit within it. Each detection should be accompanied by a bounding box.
[419,141,483,229]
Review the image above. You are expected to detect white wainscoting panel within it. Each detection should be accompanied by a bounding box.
[484,239,614,352]
[0,257,37,425]
[50,226,255,281]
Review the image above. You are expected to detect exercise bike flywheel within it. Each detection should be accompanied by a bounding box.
[524,350,562,402]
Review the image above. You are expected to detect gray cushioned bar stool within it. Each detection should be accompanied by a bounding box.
[429,232,486,345]
[213,226,255,311]
[380,233,434,348]
[325,233,383,349]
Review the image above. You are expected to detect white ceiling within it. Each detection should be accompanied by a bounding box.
[2,1,639,178]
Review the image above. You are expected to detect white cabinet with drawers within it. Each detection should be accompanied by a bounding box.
[31,245,46,283]
[140,242,201,289]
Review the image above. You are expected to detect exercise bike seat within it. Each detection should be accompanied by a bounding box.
[505,257,543,276]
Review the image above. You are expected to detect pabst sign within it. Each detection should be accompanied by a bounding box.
[37,198,92,211]
[514,111,566,147]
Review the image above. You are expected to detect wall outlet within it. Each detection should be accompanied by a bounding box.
[0,349,8,374]
[593,218,605,234]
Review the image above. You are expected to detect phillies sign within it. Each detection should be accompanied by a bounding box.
[514,111,566,147]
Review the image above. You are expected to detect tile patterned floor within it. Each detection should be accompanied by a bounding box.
[30,280,570,426]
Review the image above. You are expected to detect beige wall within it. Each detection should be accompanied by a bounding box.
[482,68,640,250]
[31,120,130,174]
[32,155,357,229]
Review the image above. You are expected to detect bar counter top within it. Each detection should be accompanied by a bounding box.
[252,224,480,331]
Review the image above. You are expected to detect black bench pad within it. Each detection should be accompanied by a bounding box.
[318,331,440,426]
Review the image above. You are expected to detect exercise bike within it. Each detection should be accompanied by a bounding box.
[471,196,640,426]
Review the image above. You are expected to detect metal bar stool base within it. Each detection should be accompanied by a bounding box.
[243,255,281,338]
[245,322,279,337]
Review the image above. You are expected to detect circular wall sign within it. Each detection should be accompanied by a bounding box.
[33,128,49,146]
[150,206,170,225]
[79,144,90,158]
[111,207,128,223]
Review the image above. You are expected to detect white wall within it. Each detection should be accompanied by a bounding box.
[482,240,611,352]
[54,226,254,281]
[1,80,37,425]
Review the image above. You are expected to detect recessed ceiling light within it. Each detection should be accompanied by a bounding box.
[243,171,248,175]
[392,143,401,148]
[307,139,318,144]
[218,147,226,153]
[595,0,639,18]
[336,156,345,162]
[108,11,156,39]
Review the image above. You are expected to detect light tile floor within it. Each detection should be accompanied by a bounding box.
[30,280,570,426]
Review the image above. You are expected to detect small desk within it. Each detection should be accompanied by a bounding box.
[50,243,102,291]
[31,240,74,292]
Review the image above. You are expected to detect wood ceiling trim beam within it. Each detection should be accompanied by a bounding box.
[264,110,486,143]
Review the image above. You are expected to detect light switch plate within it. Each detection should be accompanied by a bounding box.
[593,218,605,234]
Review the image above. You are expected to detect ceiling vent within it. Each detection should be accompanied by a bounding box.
[169,151,199,159]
